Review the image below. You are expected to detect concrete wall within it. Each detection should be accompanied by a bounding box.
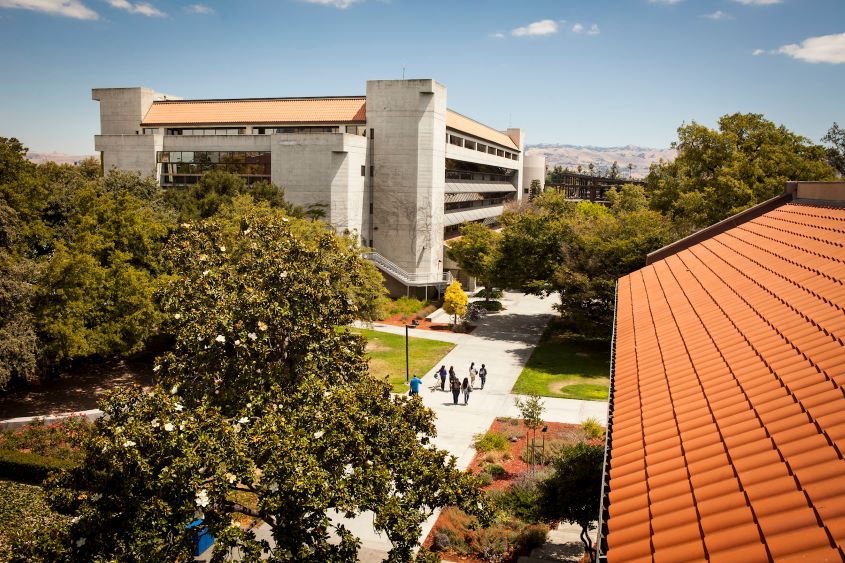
[522,153,546,196]
[95,134,161,177]
[271,133,368,240]
[366,79,446,280]
[92,87,177,135]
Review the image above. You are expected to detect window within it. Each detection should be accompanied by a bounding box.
[464,140,476,151]
[497,149,505,157]
[166,128,243,136]
[143,128,158,135]
[370,129,374,140]
[477,143,486,153]
[369,203,373,215]
[157,151,271,186]
[369,166,374,177]
[361,165,366,177]
[488,146,496,155]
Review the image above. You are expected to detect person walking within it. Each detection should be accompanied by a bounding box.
[479,364,487,390]
[409,374,422,396]
[462,376,472,405]
[439,365,448,391]
[450,373,461,405]
[469,362,478,389]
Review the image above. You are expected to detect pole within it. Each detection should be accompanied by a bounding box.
[405,324,409,383]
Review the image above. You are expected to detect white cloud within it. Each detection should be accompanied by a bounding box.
[511,19,558,37]
[587,24,600,35]
[703,10,732,20]
[732,0,782,4]
[0,0,98,19]
[106,0,164,16]
[775,33,845,64]
[752,48,766,56]
[303,0,360,8]
[571,23,583,33]
[491,32,505,39]
[649,0,683,4]
[185,3,212,14]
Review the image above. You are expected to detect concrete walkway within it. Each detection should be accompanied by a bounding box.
[198,291,609,562]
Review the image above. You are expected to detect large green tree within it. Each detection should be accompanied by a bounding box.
[646,113,836,230]
[445,223,500,298]
[822,122,845,177]
[19,211,489,562]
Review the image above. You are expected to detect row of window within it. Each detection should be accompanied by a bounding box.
[161,163,270,176]
[444,194,514,211]
[163,128,245,136]
[160,174,270,186]
[444,217,500,239]
[446,133,519,161]
[156,151,270,164]
[143,125,367,136]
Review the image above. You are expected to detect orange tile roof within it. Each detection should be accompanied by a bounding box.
[142,97,367,126]
[446,110,519,151]
[605,202,845,562]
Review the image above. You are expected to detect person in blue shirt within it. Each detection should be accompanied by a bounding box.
[409,375,422,396]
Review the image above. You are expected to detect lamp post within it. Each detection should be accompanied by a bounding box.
[541,425,548,465]
[405,323,409,383]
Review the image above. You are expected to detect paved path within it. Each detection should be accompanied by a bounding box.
[199,292,609,562]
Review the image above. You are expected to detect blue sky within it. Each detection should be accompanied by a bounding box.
[0,0,842,154]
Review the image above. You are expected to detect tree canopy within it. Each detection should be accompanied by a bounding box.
[18,211,490,562]
[443,280,468,325]
[646,113,836,230]
[822,122,845,177]
[445,223,500,297]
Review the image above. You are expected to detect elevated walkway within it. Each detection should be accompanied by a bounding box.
[362,252,453,288]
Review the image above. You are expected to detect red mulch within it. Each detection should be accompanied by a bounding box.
[376,314,476,334]
[422,418,586,562]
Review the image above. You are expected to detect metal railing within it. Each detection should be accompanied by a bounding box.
[362,252,453,288]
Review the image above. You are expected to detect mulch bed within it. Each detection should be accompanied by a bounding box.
[0,358,155,419]
[376,314,476,334]
[422,418,585,562]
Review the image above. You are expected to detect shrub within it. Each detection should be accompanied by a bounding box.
[387,296,428,317]
[415,303,438,320]
[516,524,549,551]
[475,300,504,312]
[0,481,71,561]
[475,288,503,299]
[432,531,451,552]
[473,432,509,453]
[487,464,507,479]
[0,450,77,484]
[581,417,605,441]
[497,417,520,426]
[0,416,91,460]
[493,469,552,523]
[477,472,493,486]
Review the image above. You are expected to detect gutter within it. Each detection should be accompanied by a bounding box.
[596,280,619,563]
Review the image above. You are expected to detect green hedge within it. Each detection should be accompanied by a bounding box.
[0,450,77,484]
[475,300,504,312]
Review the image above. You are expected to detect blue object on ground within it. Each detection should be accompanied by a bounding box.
[187,518,214,556]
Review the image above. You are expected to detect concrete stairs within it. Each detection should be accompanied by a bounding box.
[517,523,585,563]
[362,252,452,288]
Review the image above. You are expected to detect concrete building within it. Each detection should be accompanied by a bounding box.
[93,79,545,296]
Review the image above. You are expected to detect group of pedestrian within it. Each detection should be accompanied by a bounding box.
[432,362,488,406]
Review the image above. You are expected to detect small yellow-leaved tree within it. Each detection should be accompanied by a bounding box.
[443,280,468,326]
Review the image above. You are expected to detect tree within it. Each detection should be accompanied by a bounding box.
[537,442,604,562]
[445,223,500,300]
[20,210,490,562]
[647,113,836,231]
[529,179,542,200]
[442,280,468,326]
[823,122,845,177]
[514,394,545,470]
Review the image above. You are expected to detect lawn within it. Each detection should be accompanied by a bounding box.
[512,336,610,401]
[350,328,455,393]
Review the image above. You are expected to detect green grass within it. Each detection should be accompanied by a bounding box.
[512,336,610,401]
[350,328,455,393]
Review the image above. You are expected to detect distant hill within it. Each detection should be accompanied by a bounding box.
[26,152,96,165]
[526,144,677,179]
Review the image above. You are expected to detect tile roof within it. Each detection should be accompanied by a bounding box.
[446,110,520,151]
[141,97,367,126]
[605,202,845,562]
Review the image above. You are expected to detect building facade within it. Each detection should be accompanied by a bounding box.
[93,79,545,294]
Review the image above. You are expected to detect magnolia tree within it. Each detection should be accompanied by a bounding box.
[18,211,490,562]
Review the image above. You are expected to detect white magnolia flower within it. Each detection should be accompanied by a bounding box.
[226,473,237,484]
[123,440,136,448]
[174,313,181,319]
[215,335,225,343]
[152,364,160,372]
[197,335,204,342]
[195,489,209,508]
[171,384,179,395]
[257,321,268,331]
[91,493,102,502]
[202,270,210,276]
[243,228,251,235]
[247,332,258,340]
[282,217,289,222]
[238,416,249,424]
[268,483,279,492]
[102,445,108,453]
[280,271,288,278]
[175,403,184,412]
[151,418,160,428]
[179,423,185,431]
[233,423,241,433]
[164,423,175,432]
[76,537,86,547]
[313,430,324,439]
[220,245,226,252]
[234,339,241,346]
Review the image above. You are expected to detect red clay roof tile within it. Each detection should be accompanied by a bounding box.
[605,202,845,561]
